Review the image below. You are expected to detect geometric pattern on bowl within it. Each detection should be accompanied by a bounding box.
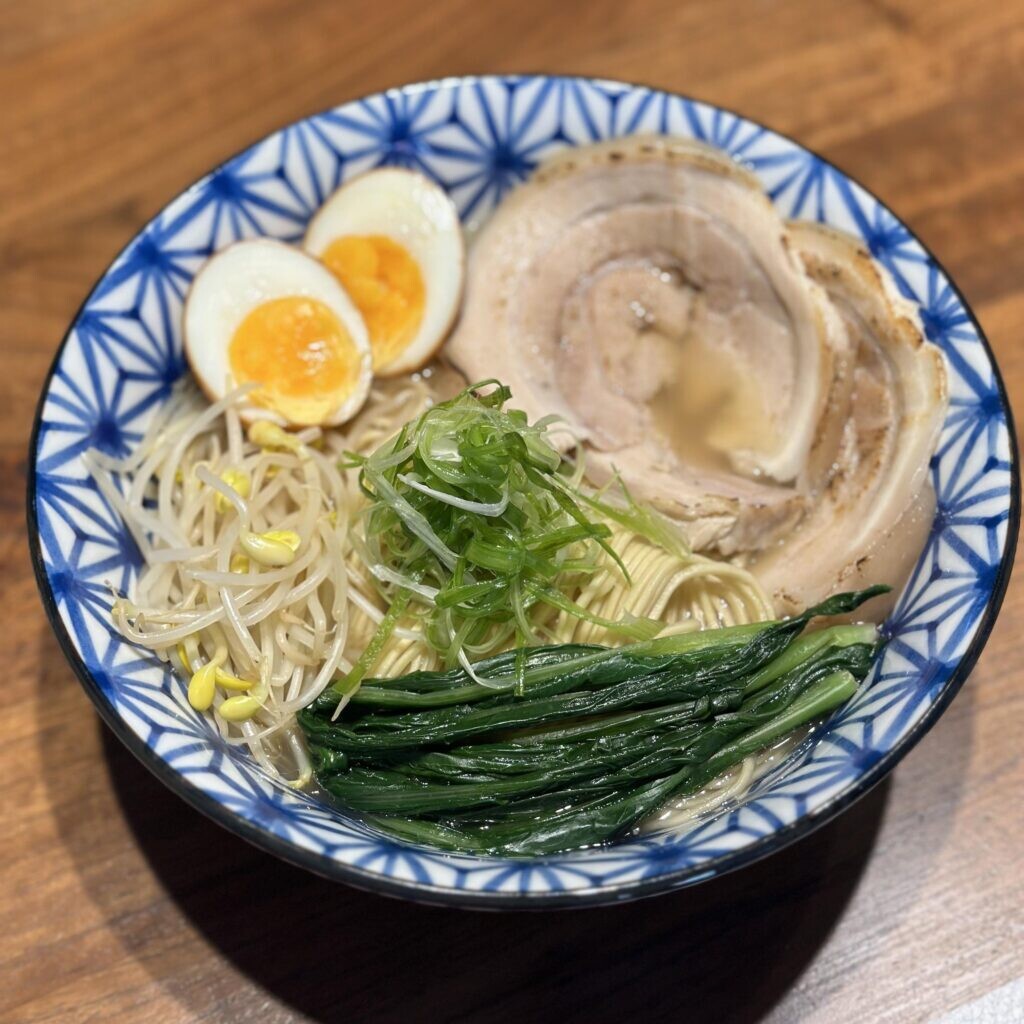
[29,76,1017,906]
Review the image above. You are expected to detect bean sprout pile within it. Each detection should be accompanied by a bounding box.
[85,377,432,784]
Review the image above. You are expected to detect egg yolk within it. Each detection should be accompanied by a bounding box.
[319,235,425,370]
[229,297,362,425]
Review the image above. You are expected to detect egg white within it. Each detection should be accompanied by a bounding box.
[304,168,464,376]
[183,239,372,426]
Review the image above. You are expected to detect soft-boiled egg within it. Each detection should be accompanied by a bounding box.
[304,168,464,376]
[184,239,372,426]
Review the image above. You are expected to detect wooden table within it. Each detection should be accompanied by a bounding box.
[3,1,1022,1021]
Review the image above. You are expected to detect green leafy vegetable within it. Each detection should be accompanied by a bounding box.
[299,587,887,856]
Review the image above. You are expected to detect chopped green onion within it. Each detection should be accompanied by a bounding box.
[340,381,646,679]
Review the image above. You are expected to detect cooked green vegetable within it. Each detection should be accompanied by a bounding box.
[365,671,860,856]
[320,643,874,814]
[299,587,886,856]
[342,381,687,689]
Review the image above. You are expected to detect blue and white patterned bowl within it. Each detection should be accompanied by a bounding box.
[29,76,1018,907]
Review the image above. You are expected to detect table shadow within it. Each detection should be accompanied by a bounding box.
[35,622,975,1024]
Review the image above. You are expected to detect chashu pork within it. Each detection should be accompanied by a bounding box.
[447,136,849,554]
[445,136,948,612]
[754,222,948,617]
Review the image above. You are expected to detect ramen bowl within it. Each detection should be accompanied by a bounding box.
[29,76,1018,907]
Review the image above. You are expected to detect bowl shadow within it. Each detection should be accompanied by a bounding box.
[95,721,890,1024]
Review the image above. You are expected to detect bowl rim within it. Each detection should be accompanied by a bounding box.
[27,73,1020,909]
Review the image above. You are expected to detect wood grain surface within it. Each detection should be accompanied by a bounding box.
[3,1,1023,1021]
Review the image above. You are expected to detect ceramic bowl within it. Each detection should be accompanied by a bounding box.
[29,76,1018,907]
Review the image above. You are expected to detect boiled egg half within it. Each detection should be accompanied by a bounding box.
[184,239,372,426]
[304,168,464,376]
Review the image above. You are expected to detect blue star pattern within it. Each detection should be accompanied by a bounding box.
[29,77,1015,904]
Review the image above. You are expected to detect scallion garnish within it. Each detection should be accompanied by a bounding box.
[336,381,667,693]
